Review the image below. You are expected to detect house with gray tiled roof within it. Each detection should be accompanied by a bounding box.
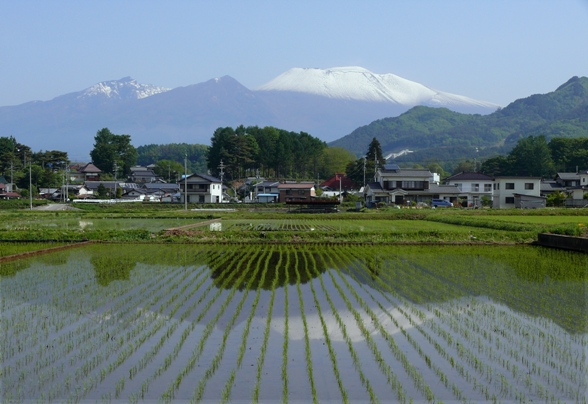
[180,173,223,204]
[364,164,457,206]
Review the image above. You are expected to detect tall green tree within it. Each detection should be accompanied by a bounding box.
[318,147,356,179]
[90,128,137,176]
[366,137,384,166]
[508,135,554,177]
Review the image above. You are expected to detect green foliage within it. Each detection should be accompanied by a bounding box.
[90,128,138,176]
[207,125,326,181]
[317,147,356,179]
[331,77,588,168]
[137,143,208,174]
[546,190,568,207]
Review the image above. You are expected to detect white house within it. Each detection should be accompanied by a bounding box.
[493,176,544,208]
[445,172,494,207]
[180,173,223,204]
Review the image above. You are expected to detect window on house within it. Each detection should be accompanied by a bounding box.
[484,184,492,192]
[472,183,479,192]
[286,190,292,195]
[298,190,305,195]
[524,183,534,190]
[454,183,462,191]
[505,183,515,189]
[505,197,515,204]
[493,183,498,190]
[188,184,193,190]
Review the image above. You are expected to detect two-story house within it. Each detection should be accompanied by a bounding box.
[278,182,316,203]
[493,176,544,208]
[444,172,494,207]
[364,164,459,206]
[69,163,102,183]
[180,174,223,204]
[129,166,159,183]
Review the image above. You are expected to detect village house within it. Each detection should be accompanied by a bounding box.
[180,173,223,203]
[444,172,494,207]
[492,176,544,208]
[68,163,102,183]
[277,182,316,203]
[364,164,456,206]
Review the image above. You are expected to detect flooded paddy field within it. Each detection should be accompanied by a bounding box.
[1,243,586,402]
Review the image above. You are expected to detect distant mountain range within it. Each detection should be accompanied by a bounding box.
[0,67,499,160]
[330,76,588,163]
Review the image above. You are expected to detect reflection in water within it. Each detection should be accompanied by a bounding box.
[0,259,30,277]
[91,254,137,286]
[206,248,327,290]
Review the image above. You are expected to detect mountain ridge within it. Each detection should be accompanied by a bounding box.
[329,76,588,164]
[0,67,523,160]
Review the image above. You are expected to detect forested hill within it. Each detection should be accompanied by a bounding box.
[329,76,588,161]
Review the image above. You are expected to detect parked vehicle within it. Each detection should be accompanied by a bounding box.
[431,199,453,207]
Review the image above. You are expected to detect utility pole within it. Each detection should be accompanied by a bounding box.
[184,153,188,210]
[363,157,366,187]
[24,153,32,210]
[10,161,14,193]
[113,162,118,202]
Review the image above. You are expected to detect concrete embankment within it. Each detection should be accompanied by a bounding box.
[536,233,588,253]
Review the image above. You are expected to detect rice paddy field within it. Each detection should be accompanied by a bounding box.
[1,243,586,403]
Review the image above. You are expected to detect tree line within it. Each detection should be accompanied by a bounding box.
[206,125,354,181]
[479,136,588,177]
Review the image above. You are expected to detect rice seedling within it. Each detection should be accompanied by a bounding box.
[304,251,348,403]
[250,249,282,403]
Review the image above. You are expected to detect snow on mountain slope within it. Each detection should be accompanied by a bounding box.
[77,77,170,100]
[258,66,500,109]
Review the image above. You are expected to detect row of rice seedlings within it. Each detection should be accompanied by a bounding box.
[429,254,586,380]
[430,297,547,399]
[317,250,379,403]
[128,266,212,386]
[108,265,213,397]
[350,247,494,400]
[67,263,202,401]
[401,253,584,399]
[250,248,282,403]
[376,255,513,400]
[192,248,269,403]
[340,247,469,402]
[304,250,349,403]
[124,253,239,399]
[328,250,432,402]
[385,254,574,400]
[220,246,282,403]
[3,259,171,399]
[444,296,585,399]
[160,247,261,401]
[137,249,248,399]
[35,264,179,401]
[293,250,318,404]
[281,246,290,403]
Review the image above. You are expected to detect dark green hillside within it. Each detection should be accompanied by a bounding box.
[330,76,588,163]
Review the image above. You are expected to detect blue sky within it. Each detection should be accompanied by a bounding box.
[2,0,587,107]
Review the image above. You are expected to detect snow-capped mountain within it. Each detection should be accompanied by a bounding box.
[0,68,501,160]
[77,76,170,100]
[258,66,500,109]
